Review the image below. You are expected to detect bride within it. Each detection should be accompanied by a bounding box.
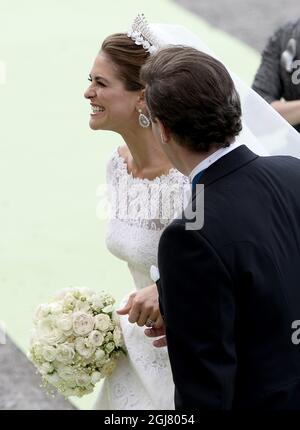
[84,16,189,410]
[84,15,300,410]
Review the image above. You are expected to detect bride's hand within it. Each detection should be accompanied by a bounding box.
[144,326,167,348]
[116,283,164,328]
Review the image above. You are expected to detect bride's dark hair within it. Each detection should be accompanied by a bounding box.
[101,33,150,91]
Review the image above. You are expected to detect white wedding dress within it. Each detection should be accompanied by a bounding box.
[93,148,189,410]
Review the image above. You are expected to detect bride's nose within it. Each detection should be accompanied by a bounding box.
[84,86,96,99]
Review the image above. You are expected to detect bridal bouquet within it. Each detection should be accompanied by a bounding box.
[28,287,125,398]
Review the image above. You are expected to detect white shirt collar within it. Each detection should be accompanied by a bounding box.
[189,141,243,183]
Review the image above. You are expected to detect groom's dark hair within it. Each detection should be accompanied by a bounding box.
[140,46,242,152]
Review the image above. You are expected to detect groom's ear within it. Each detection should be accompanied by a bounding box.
[156,118,171,145]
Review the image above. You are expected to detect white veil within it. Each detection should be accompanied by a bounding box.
[149,23,300,158]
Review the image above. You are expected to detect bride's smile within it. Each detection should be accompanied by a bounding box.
[90,103,106,116]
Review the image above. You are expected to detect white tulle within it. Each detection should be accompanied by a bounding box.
[93,150,189,410]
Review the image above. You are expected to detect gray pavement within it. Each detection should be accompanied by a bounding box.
[174,0,300,52]
[0,336,75,410]
[2,0,299,411]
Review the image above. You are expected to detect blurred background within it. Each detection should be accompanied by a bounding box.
[0,0,299,410]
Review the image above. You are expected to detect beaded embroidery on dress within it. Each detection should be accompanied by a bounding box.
[93,149,190,410]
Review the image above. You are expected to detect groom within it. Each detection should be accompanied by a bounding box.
[140,46,300,410]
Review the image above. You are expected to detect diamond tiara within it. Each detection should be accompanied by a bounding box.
[127,13,160,54]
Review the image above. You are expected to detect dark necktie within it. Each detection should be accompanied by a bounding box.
[192,170,205,194]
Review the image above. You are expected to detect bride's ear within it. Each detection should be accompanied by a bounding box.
[136,89,147,110]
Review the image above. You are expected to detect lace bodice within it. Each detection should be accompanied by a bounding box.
[94,149,190,410]
[105,148,190,289]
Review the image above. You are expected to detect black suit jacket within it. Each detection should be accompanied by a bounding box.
[157,145,300,410]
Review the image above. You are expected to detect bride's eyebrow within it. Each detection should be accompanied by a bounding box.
[89,73,109,84]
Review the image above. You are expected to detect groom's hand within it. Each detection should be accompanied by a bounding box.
[116,284,164,328]
[144,326,167,348]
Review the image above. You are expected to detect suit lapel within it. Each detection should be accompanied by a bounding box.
[156,279,165,319]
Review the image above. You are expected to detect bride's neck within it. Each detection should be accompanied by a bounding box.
[120,127,172,173]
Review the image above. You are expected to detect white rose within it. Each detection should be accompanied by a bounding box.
[74,337,96,359]
[56,314,73,332]
[95,349,106,362]
[105,341,115,354]
[37,318,66,345]
[34,304,51,320]
[78,287,93,297]
[56,344,75,364]
[75,371,91,387]
[39,362,54,375]
[102,305,114,314]
[88,330,104,347]
[57,366,76,384]
[101,360,116,377]
[52,288,74,301]
[113,327,124,348]
[94,314,111,331]
[91,371,102,385]
[41,345,57,362]
[46,328,65,346]
[72,312,94,336]
[63,293,77,311]
[91,296,104,310]
[74,300,91,313]
[82,357,95,366]
[72,287,93,301]
[49,302,63,315]
[44,372,62,387]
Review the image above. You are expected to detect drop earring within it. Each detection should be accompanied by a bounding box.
[138,109,151,128]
